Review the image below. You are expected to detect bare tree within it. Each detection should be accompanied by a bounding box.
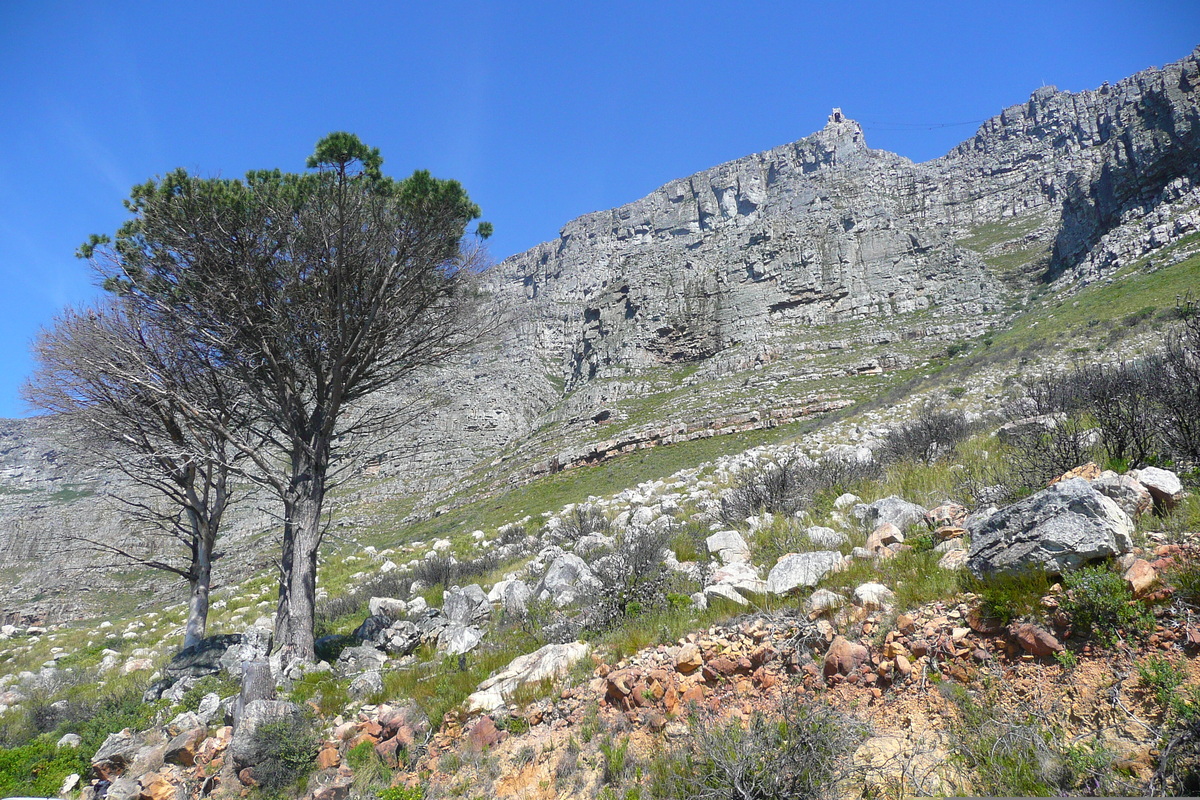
[24,303,245,649]
[80,132,496,660]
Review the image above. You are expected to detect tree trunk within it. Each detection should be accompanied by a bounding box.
[183,519,215,650]
[275,452,326,662]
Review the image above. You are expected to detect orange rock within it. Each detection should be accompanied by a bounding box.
[316,745,341,770]
[138,773,178,800]
[681,685,706,707]
[895,614,916,635]
[675,643,703,674]
[894,655,912,678]
[1050,462,1101,485]
[1123,558,1159,598]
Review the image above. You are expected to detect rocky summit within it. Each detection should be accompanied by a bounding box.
[2,46,1200,800]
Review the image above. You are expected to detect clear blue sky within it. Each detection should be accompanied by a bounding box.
[1,1,1196,418]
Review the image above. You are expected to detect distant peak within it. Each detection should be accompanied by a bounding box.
[814,107,867,155]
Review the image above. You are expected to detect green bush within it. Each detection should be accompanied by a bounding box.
[968,571,1051,626]
[1060,564,1151,644]
[178,672,240,713]
[0,736,80,797]
[650,697,868,799]
[249,711,321,792]
[377,787,425,800]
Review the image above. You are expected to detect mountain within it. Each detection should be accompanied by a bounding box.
[1,46,1199,626]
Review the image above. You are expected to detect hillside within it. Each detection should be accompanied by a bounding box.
[0,46,1199,800]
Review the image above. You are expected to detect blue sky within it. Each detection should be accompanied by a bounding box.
[0,1,1196,418]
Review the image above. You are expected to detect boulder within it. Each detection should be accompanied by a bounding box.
[443,584,490,624]
[488,579,532,616]
[805,588,847,615]
[823,636,869,677]
[853,582,895,609]
[925,501,968,529]
[852,496,927,531]
[438,623,484,655]
[376,620,421,656]
[937,549,969,571]
[219,625,273,671]
[91,728,144,776]
[350,670,384,699]
[536,553,603,608]
[709,561,767,596]
[805,525,848,548]
[865,523,904,554]
[704,583,749,606]
[1008,622,1062,656]
[466,642,591,713]
[229,700,304,771]
[1092,471,1154,518]
[1123,559,1159,598]
[765,551,844,595]
[675,643,703,674]
[368,597,408,619]
[335,644,388,676]
[164,727,206,767]
[164,634,243,679]
[967,478,1134,577]
[705,530,751,564]
[1131,467,1185,510]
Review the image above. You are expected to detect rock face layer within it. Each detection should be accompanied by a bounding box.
[492,47,1200,389]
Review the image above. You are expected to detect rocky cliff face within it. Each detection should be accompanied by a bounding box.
[493,46,1200,391]
[2,47,1199,623]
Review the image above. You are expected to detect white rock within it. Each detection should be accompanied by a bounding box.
[853,582,895,609]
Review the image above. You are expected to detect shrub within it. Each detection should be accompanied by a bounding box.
[878,406,973,465]
[249,711,321,792]
[720,453,880,525]
[1060,564,1151,644]
[552,504,611,544]
[178,672,240,713]
[941,683,1127,796]
[651,696,869,800]
[588,525,673,629]
[967,571,1051,626]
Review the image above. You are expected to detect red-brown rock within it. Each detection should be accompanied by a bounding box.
[823,636,869,678]
[1008,622,1062,656]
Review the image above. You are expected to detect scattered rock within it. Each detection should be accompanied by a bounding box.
[967,478,1134,576]
[706,530,751,564]
[823,636,869,677]
[1008,622,1062,656]
[853,495,927,531]
[466,642,591,713]
[1123,558,1159,598]
[805,525,849,548]
[1131,466,1185,510]
[766,551,844,595]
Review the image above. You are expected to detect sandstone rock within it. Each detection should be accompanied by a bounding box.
[1123,558,1159,598]
[1008,622,1062,656]
[967,478,1134,576]
[368,597,408,618]
[164,727,206,766]
[443,584,490,624]
[706,530,751,564]
[1050,462,1102,484]
[937,549,969,571]
[316,744,341,769]
[1131,467,1185,510]
[766,551,843,594]
[138,772,183,800]
[925,501,968,529]
[853,496,927,531]
[466,642,591,713]
[1092,471,1154,517]
[823,636,869,677]
[675,643,703,674]
[805,525,848,548]
[865,523,904,554]
[853,582,895,609]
